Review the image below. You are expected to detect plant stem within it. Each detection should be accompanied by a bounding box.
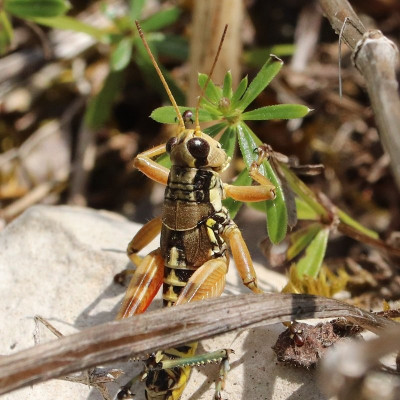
[318,0,400,190]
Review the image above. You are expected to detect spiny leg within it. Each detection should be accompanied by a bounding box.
[146,349,234,400]
[214,351,232,400]
[116,248,164,319]
[115,216,162,283]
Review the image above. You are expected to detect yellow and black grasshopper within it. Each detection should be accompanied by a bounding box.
[116,21,276,400]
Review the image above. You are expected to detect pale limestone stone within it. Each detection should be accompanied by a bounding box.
[0,205,323,400]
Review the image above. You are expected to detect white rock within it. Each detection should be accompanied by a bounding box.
[0,205,324,400]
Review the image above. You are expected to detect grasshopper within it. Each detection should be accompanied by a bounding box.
[116,21,276,400]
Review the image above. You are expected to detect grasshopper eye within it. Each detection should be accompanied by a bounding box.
[187,137,210,159]
[166,137,178,153]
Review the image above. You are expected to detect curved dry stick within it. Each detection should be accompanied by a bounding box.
[318,0,400,190]
[0,293,397,396]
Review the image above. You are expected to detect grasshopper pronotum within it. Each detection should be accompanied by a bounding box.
[116,21,276,400]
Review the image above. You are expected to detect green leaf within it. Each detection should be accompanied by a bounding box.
[237,123,287,244]
[151,106,217,124]
[111,37,132,71]
[264,174,288,244]
[129,0,145,21]
[5,0,70,18]
[287,223,322,260]
[243,46,295,67]
[247,200,266,213]
[295,227,329,278]
[337,208,379,240]
[84,70,124,129]
[219,125,236,159]
[295,197,320,220]
[0,10,14,55]
[242,104,310,121]
[223,168,251,218]
[203,122,227,138]
[110,15,132,33]
[156,152,171,168]
[153,33,188,61]
[198,73,222,105]
[280,164,329,220]
[33,16,106,41]
[222,71,233,99]
[230,75,248,108]
[236,122,261,166]
[141,7,181,32]
[238,56,283,111]
[198,96,222,114]
[135,36,185,105]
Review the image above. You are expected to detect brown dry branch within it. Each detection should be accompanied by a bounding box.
[0,293,398,396]
[337,222,400,258]
[188,0,244,106]
[318,0,400,190]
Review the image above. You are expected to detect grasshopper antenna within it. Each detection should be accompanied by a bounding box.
[135,20,185,130]
[194,24,228,135]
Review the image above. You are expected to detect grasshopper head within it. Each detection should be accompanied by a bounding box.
[166,128,229,172]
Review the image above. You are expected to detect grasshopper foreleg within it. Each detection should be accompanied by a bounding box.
[132,144,169,185]
[224,163,276,202]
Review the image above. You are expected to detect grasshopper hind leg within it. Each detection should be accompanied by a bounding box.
[115,217,163,285]
[143,257,232,400]
[143,349,233,400]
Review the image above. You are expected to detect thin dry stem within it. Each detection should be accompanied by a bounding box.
[318,0,400,190]
[0,293,397,396]
[188,0,244,107]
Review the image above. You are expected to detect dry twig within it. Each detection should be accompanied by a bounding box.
[318,0,400,189]
[0,293,398,396]
[188,0,244,105]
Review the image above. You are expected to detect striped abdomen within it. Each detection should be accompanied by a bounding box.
[161,165,227,307]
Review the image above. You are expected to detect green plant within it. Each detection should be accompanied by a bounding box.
[0,0,72,54]
[0,0,188,129]
[151,56,387,292]
[152,56,309,245]
[84,1,187,129]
